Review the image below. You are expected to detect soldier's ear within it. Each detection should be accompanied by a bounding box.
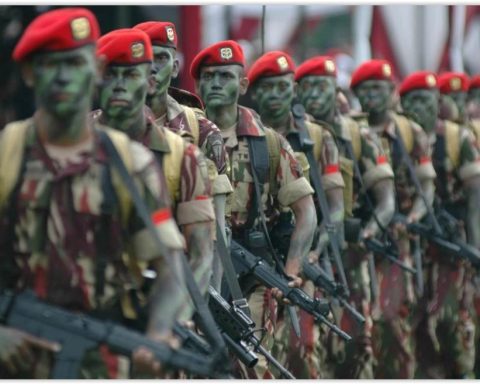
[239,76,249,96]
[20,61,34,87]
[171,58,180,79]
[95,54,107,85]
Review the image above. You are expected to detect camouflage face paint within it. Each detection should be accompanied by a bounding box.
[448,91,467,121]
[99,63,150,131]
[32,45,96,118]
[150,45,176,96]
[297,75,336,120]
[468,88,480,106]
[197,65,243,109]
[401,89,439,133]
[355,79,392,115]
[253,73,294,121]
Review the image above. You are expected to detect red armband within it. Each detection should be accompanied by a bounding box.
[151,208,172,224]
[324,164,339,174]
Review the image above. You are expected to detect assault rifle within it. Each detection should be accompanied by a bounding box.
[0,290,223,379]
[302,261,366,325]
[396,212,480,269]
[207,286,295,378]
[363,237,417,274]
[231,240,352,341]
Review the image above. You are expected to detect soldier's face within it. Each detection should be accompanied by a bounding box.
[448,91,467,120]
[355,79,393,114]
[99,63,151,123]
[150,45,178,96]
[297,76,336,119]
[252,74,295,120]
[401,89,439,132]
[32,45,97,118]
[197,65,245,109]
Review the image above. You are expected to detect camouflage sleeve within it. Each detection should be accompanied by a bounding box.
[410,120,437,181]
[318,127,345,191]
[176,142,215,226]
[127,141,185,261]
[458,126,480,181]
[359,127,394,190]
[275,131,314,207]
[197,115,233,196]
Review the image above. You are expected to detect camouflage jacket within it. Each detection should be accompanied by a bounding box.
[0,118,184,312]
[157,94,232,196]
[221,106,313,233]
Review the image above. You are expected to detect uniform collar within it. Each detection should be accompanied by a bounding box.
[144,106,171,153]
[236,105,266,137]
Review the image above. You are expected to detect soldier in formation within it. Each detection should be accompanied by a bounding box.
[2,7,480,380]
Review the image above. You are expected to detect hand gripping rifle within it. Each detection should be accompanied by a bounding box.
[0,290,221,379]
[207,286,295,378]
[231,240,352,341]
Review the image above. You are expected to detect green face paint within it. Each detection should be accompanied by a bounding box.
[32,45,96,118]
[297,75,336,120]
[355,79,392,114]
[448,91,467,121]
[253,73,294,121]
[197,65,243,109]
[401,89,438,133]
[99,63,150,130]
[151,45,176,96]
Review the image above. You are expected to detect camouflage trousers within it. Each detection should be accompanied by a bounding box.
[326,245,374,379]
[235,285,278,379]
[271,281,326,379]
[371,228,416,379]
[0,345,130,379]
[415,245,475,379]
[473,274,480,378]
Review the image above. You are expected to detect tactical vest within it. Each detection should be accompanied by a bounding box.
[161,128,186,203]
[0,119,134,226]
[183,105,202,146]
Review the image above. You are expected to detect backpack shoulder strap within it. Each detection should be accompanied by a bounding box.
[347,118,362,161]
[391,113,415,154]
[0,119,32,212]
[264,127,281,192]
[305,120,323,162]
[162,127,185,202]
[183,105,201,146]
[444,120,461,169]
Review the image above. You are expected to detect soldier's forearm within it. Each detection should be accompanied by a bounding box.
[408,178,435,221]
[286,195,317,273]
[465,175,480,248]
[364,179,396,236]
[182,221,214,297]
[147,253,191,336]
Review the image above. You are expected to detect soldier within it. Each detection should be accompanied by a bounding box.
[399,71,479,378]
[246,51,344,379]
[132,22,232,288]
[295,55,396,379]
[0,8,186,378]
[351,59,437,379]
[94,29,215,303]
[467,75,480,119]
[190,40,317,378]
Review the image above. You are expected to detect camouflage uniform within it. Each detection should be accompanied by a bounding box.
[324,113,394,379]
[0,118,185,378]
[415,120,479,378]
[222,106,313,379]
[371,111,436,379]
[272,113,344,379]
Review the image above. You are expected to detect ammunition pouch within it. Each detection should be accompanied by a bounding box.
[344,217,362,244]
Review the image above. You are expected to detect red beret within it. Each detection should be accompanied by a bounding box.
[97,28,153,66]
[437,72,469,93]
[134,21,177,49]
[247,51,295,86]
[469,75,480,91]
[13,7,100,62]
[399,71,437,96]
[350,59,393,88]
[295,56,337,81]
[190,40,245,80]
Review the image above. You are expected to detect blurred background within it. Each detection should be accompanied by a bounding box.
[1,4,479,126]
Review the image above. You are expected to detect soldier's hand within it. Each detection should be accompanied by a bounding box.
[271,274,303,305]
[132,331,180,378]
[307,250,320,264]
[0,325,61,375]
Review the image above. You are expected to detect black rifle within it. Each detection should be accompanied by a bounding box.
[289,102,350,296]
[363,237,416,274]
[0,290,222,379]
[231,240,352,341]
[302,261,365,325]
[173,322,212,355]
[208,286,295,378]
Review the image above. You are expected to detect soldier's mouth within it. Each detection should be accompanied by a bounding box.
[109,99,129,106]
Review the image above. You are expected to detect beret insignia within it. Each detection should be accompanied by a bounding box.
[166,26,175,42]
[131,42,145,59]
[220,47,233,60]
[325,59,336,74]
[382,63,392,77]
[277,56,289,70]
[71,17,90,40]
